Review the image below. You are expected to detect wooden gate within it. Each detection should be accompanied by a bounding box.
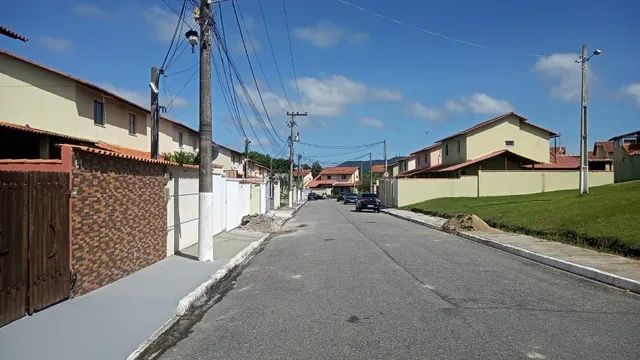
[0,171,70,327]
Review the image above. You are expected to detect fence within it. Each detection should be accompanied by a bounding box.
[380,170,614,207]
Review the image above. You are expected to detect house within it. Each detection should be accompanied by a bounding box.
[245,159,271,179]
[609,130,640,182]
[308,166,360,195]
[389,161,400,177]
[403,112,557,178]
[293,168,313,188]
[397,143,442,178]
[0,49,247,175]
[397,155,416,175]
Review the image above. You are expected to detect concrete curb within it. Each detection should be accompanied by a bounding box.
[382,209,640,294]
[127,233,270,360]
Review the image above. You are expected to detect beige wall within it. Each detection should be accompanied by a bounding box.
[399,157,416,173]
[296,172,313,186]
[479,170,613,196]
[466,115,550,163]
[321,170,358,183]
[396,177,477,207]
[215,146,243,172]
[391,170,613,207]
[250,184,261,214]
[430,147,442,167]
[159,118,198,155]
[442,136,467,165]
[613,148,640,182]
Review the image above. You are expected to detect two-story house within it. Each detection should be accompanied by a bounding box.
[308,166,360,195]
[293,169,313,188]
[404,112,557,178]
[0,49,248,175]
[609,130,640,182]
[397,143,442,178]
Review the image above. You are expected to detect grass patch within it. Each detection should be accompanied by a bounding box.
[404,181,640,258]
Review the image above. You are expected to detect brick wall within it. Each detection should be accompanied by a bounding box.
[71,150,168,295]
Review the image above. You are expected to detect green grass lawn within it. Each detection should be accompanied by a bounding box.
[405,181,640,257]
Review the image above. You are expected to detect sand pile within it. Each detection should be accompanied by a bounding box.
[241,214,283,233]
[442,214,502,234]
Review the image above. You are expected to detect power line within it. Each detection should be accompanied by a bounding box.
[258,0,293,110]
[335,0,543,58]
[298,140,384,150]
[282,0,304,109]
[165,66,198,111]
[160,0,187,70]
[231,0,286,143]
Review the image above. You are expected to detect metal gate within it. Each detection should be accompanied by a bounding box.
[0,171,70,327]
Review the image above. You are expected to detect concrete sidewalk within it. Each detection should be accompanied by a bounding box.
[0,228,265,360]
[383,208,640,293]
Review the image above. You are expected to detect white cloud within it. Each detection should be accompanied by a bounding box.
[534,53,582,101]
[621,83,640,107]
[294,21,368,47]
[406,102,442,122]
[407,93,513,122]
[72,3,109,18]
[358,117,384,129]
[295,75,402,116]
[143,6,195,43]
[39,35,73,52]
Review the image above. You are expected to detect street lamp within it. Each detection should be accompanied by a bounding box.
[576,45,602,195]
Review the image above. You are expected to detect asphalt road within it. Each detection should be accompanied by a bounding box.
[159,200,640,360]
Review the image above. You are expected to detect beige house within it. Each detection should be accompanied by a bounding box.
[403,112,557,178]
[293,169,313,188]
[0,49,247,175]
[397,156,416,174]
[397,143,442,178]
[610,130,640,182]
[308,166,360,195]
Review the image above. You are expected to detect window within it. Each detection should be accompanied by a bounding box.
[341,175,346,180]
[457,140,461,153]
[327,175,332,180]
[93,100,104,126]
[445,144,449,156]
[128,114,136,134]
[417,156,421,166]
[505,140,515,147]
[178,132,184,148]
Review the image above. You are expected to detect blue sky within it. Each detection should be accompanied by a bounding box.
[2,0,639,164]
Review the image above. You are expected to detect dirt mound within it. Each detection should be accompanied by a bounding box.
[442,214,502,234]
[241,214,283,233]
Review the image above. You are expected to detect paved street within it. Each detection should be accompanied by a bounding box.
[159,200,640,360]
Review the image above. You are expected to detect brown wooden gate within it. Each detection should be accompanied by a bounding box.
[0,171,70,327]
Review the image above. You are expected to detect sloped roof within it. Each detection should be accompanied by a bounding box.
[624,143,640,156]
[609,130,640,141]
[0,26,28,42]
[435,112,558,143]
[531,155,580,169]
[410,143,441,155]
[307,177,335,188]
[293,169,311,177]
[319,166,358,175]
[371,164,386,173]
[62,144,199,167]
[594,141,614,154]
[403,149,540,176]
[0,120,96,144]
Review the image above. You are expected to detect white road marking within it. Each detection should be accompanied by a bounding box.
[526,352,547,359]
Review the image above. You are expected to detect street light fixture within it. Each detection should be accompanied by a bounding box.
[576,45,602,195]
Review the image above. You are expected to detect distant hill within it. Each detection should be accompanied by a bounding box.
[338,156,404,173]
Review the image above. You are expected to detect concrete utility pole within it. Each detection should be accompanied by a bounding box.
[150,66,161,159]
[287,111,306,207]
[197,0,214,262]
[577,44,602,195]
[383,140,388,177]
[297,153,302,200]
[244,139,251,178]
[369,152,373,193]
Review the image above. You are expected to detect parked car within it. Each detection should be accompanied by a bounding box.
[356,193,380,212]
[343,192,358,204]
[307,192,319,201]
[337,192,346,201]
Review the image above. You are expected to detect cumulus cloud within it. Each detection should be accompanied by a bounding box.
[621,83,640,107]
[72,3,110,18]
[143,6,195,42]
[294,21,368,47]
[358,117,384,129]
[295,75,402,116]
[39,35,73,52]
[406,93,514,122]
[534,52,582,101]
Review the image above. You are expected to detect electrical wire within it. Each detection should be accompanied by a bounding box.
[160,0,187,71]
[298,140,384,150]
[166,66,198,111]
[282,0,304,109]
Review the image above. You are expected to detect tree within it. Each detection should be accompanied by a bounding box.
[248,151,290,173]
[163,150,199,165]
[311,161,323,178]
[357,171,380,193]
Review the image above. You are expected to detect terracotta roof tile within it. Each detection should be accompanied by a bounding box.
[410,143,441,155]
[293,169,311,177]
[371,164,386,173]
[595,141,614,153]
[319,166,358,175]
[0,120,96,144]
[624,143,640,156]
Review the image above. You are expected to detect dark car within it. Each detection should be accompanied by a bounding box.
[356,193,380,212]
[307,192,319,201]
[343,192,358,204]
[337,192,346,201]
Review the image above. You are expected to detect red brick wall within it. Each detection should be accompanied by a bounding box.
[71,151,168,296]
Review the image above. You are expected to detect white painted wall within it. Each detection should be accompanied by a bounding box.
[166,167,199,256]
[260,183,267,213]
[212,173,227,235]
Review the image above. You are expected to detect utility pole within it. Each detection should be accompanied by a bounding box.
[150,67,160,159]
[369,152,373,193]
[243,139,250,178]
[383,140,388,177]
[576,44,602,195]
[287,111,306,207]
[297,153,302,200]
[197,0,214,262]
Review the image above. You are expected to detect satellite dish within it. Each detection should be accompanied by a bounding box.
[212,142,219,161]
